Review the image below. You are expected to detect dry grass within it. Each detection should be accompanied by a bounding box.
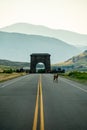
[0,73,26,82]
[53,59,73,66]
[0,68,3,73]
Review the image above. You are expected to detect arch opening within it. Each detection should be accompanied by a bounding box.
[36,62,45,73]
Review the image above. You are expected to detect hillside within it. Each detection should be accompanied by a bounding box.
[0,31,80,63]
[0,59,29,68]
[55,50,87,70]
[0,23,87,47]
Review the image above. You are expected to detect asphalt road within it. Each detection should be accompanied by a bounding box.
[0,74,87,130]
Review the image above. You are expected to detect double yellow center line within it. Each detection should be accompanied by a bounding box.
[32,75,44,130]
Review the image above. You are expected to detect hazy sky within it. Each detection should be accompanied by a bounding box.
[0,0,87,34]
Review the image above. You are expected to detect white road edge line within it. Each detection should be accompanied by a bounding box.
[0,75,29,88]
[62,79,87,93]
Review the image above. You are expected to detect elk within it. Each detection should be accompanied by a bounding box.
[53,73,59,82]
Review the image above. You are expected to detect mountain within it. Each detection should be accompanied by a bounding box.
[0,59,29,68]
[55,50,87,70]
[0,31,80,63]
[79,46,87,51]
[0,23,87,47]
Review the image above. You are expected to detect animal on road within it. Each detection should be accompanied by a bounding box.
[53,73,59,82]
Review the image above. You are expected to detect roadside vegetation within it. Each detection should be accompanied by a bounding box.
[0,73,26,82]
[0,66,27,82]
[63,71,87,84]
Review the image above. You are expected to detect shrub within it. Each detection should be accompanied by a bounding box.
[68,71,87,80]
[3,69,13,74]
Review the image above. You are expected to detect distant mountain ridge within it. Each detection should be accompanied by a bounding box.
[0,59,29,68]
[56,50,87,68]
[0,31,80,63]
[0,23,87,47]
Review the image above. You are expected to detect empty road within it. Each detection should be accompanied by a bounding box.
[0,74,87,130]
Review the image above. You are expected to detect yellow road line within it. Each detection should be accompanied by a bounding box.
[40,74,45,130]
[32,74,45,130]
[32,80,39,130]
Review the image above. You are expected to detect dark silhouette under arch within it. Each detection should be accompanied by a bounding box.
[30,53,51,73]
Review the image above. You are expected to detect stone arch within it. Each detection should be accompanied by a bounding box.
[30,53,51,73]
